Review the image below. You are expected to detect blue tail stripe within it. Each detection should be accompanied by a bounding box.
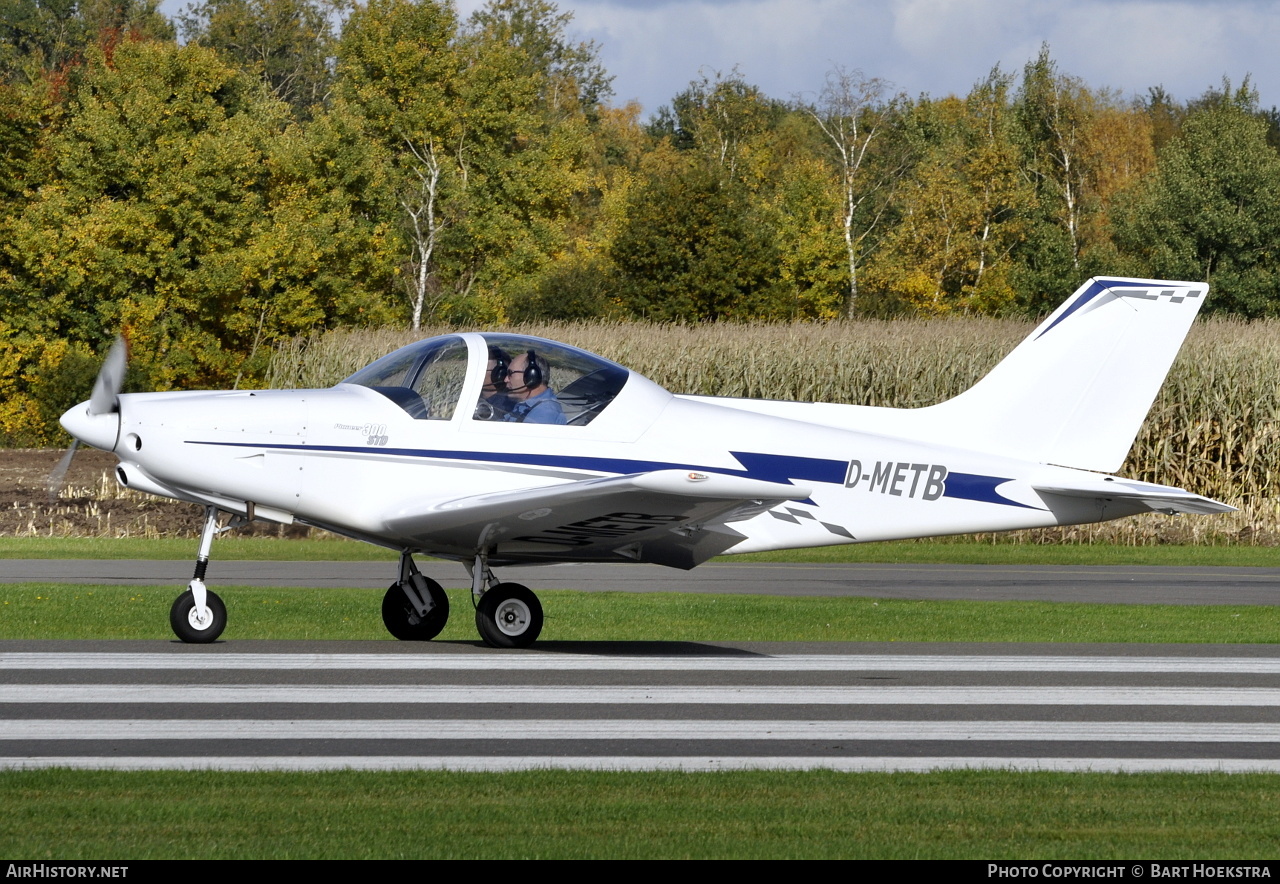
[1035,278,1171,340]
[943,473,1041,510]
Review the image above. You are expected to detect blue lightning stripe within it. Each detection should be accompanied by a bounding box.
[729,452,849,485]
[185,441,843,488]
[185,440,1037,510]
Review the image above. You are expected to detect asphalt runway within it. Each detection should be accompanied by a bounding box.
[6,560,1279,772]
[5,559,1280,605]
[4,640,1280,772]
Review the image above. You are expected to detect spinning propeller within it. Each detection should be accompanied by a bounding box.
[88,334,128,418]
[47,336,127,501]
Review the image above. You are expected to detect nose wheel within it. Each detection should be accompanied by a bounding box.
[475,583,543,648]
[170,587,226,643]
[171,505,228,643]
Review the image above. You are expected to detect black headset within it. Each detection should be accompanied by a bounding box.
[503,349,548,394]
[520,350,547,391]
[488,347,511,388]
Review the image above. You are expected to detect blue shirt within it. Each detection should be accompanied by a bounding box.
[505,388,567,424]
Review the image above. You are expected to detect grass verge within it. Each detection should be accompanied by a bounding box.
[3,769,1279,859]
[0,536,397,561]
[3,585,1278,643]
[731,542,1280,567]
[4,535,1280,566]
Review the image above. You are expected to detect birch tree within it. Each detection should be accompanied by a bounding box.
[1016,48,1093,272]
[805,66,906,316]
[865,74,1031,316]
[655,68,775,179]
[338,0,465,329]
[339,0,599,326]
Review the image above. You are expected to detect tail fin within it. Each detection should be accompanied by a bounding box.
[923,276,1208,472]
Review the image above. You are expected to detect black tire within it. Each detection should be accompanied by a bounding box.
[475,583,543,649]
[382,578,450,640]
[170,589,227,644]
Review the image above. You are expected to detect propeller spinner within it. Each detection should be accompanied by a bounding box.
[49,336,128,499]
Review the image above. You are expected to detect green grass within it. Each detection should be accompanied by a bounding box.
[5,534,1280,566]
[3,584,1278,643]
[0,536,397,561]
[2,769,1278,859]
[6,539,1278,860]
[731,541,1280,567]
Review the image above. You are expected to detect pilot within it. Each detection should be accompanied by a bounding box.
[503,350,566,425]
[476,346,514,421]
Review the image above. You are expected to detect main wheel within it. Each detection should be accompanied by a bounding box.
[382,578,450,640]
[170,589,226,643]
[475,583,543,649]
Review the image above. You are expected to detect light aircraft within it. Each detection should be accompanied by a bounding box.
[57,276,1233,647]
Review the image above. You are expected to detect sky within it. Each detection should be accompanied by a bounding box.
[160,0,1280,118]
[453,0,1280,117]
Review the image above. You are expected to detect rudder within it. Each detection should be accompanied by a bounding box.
[921,277,1208,472]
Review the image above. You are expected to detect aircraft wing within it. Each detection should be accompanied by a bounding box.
[1031,476,1236,515]
[382,470,812,569]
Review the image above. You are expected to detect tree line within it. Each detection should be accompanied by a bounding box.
[3,0,1280,444]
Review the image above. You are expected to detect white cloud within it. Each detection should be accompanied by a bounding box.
[164,0,1280,115]
[550,0,1280,113]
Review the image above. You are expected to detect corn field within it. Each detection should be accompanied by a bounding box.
[266,318,1280,545]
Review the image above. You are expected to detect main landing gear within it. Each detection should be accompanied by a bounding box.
[170,505,229,643]
[467,555,543,649]
[381,552,450,640]
[166,512,544,649]
[379,554,545,648]
[475,583,543,649]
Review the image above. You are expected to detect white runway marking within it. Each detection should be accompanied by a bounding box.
[5,719,1279,742]
[5,652,1280,673]
[5,683,1280,706]
[6,647,1278,772]
[7,756,1280,773]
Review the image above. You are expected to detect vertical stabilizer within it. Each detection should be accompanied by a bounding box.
[921,277,1208,472]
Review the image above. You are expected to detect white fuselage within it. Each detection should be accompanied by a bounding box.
[102,375,1124,561]
[53,278,1229,646]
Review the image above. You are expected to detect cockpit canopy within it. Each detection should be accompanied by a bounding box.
[341,333,630,426]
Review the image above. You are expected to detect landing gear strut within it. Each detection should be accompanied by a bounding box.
[469,552,543,648]
[170,505,227,643]
[381,552,450,640]
[475,583,543,649]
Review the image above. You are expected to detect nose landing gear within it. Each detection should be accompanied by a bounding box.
[170,587,226,643]
[169,505,228,643]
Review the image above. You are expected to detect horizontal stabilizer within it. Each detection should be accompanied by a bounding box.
[1031,475,1235,516]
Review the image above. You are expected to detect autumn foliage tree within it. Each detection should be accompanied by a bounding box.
[1116,82,1280,316]
[3,7,1280,442]
[0,39,396,442]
